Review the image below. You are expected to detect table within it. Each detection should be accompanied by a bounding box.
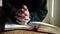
[0,30,53,34]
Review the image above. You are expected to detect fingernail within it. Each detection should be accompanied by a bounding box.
[23,5,27,8]
[23,5,28,10]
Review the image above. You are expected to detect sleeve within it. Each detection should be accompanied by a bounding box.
[29,0,48,22]
[3,0,17,21]
[0,7,5,25]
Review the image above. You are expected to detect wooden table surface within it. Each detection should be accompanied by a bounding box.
[0,30,52,34]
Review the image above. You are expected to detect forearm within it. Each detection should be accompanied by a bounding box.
[29,0,48,22]
[29,10,47,22]
[29,12,41,21]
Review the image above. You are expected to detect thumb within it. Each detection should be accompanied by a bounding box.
[23,5,28,10]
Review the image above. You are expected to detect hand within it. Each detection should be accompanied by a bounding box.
[15,5,30,25]
[32,25,41,31]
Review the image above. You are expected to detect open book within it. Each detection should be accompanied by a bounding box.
[5,21,58,30]
[5,21,60,34]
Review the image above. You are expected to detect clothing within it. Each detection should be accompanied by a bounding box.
[0,7,5,24]
[2,0,48,23]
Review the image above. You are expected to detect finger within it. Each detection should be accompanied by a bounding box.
[16,9,23,13]
[16,20,29,25]
[24,11,29,16]
[16,12,29,17]
[22,5,29,16]
[15,16,30,21]
[25,18,30,23]
[16,13,25,17]
[15,16,25,22]
[16,9,27,16]
[20,8,25,12]
[15,15,25,19]
[23,5,28,11]
[16,20,25,24]
[24,16,30,24]
[15,16,30,23]
[34,25,41,29]
[16,8,29,16]
[16,8,25,14]
[32,25,41,31]
[24,16,30,20]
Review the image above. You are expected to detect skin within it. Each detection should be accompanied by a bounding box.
[15,5,30,25]
[15,5,40,30]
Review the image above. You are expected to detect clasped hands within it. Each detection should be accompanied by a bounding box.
[15,5,30,25]
[15,5,40,30]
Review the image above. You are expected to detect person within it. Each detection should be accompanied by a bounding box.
[2,0,48,30]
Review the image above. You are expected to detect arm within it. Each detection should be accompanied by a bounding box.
[29,0,48,22]
[3,0,17,21]
[0,7,5,25]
